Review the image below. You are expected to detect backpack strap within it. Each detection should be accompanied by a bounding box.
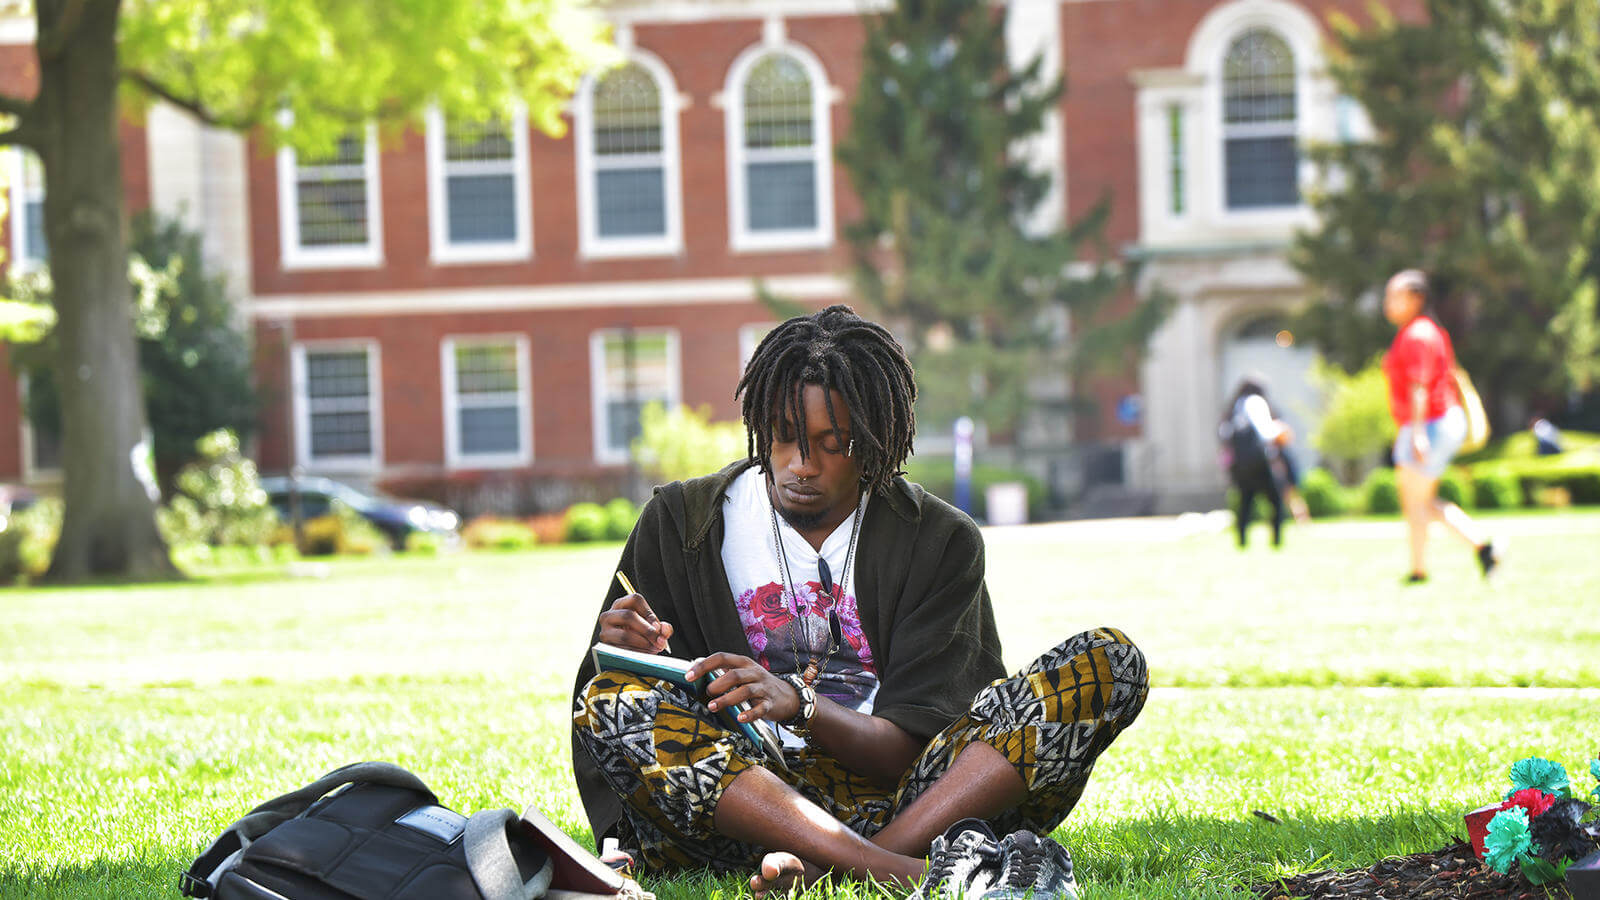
[181,762,435,897]
[465,808,554,900]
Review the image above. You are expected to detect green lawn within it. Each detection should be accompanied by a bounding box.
[3,511,1598,899]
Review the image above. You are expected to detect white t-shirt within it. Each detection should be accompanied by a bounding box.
[1237,393,1283,442]
[720,466,878,745]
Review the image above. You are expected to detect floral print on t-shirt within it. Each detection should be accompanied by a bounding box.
[734,579,876,708]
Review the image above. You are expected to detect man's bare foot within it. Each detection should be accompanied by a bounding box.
[749,851,823,898]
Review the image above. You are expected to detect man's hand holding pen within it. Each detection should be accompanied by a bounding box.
[598,571,675,654]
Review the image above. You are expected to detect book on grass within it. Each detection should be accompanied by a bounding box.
[516,804,654,899]
[590,642,788,771]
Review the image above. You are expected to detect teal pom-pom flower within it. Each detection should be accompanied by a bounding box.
[1590,757,1600,801]
[1506,757,1569,799]
[1484,808,1534,875]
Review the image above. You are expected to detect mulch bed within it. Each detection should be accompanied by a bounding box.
[1252,841,1569,899]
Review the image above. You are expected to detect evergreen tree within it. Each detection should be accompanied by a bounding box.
[837,0,1167,437]
[1293,0,1600,427]
[11,213,259,482]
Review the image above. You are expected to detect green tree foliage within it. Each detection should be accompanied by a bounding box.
[1,0,611,580]
[1293,0,1600,427]
[631,402,745,485]
[9,214,257,477]
[1310,355,1396,482]
[156,429,280,549]
[837,0,1167,434]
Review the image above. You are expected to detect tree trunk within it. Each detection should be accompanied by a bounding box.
[36,0,175,580]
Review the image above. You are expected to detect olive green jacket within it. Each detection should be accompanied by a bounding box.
[569,459,1005,848]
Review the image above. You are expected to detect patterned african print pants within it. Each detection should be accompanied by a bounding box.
[572,627,1148,874]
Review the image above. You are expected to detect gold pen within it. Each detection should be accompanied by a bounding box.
[615,571,672,653]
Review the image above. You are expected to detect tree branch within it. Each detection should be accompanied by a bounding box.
[37,0,90,60]
[121,70,254,131]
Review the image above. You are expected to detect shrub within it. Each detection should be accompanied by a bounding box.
[1299,468,1349,518]
[524,513,568,545]
[299,499,390,556]
[1310,355,1397,481]
[404,531,444,555]
[461,516,537,551]
[1437,469,1473,509]
[1535,486,1572,508]
[631,402,744,484]
[0,497,61,582]
[1472,470,1522,509]
[604,498,640,540]
[564,502,611,543]
[1362,467,1401,515]
[1467,457,1600,507]
[157,429,280,549]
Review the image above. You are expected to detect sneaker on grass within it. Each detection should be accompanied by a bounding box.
[978,830,1080,900]
[910,818,1003,899]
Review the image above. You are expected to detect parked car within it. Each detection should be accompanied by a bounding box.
[259,476,460,550]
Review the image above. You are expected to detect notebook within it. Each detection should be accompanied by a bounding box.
[590,642,789,771]
[516,804,654,899]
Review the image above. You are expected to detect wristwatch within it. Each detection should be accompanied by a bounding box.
[779,673,817,734]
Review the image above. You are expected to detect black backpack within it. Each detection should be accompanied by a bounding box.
[181,762,555,900]
[1222,403,1269,474]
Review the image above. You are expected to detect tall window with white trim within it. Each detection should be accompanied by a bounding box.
[9,148,46,267]
[1222,28,1298,209]
[590,330,679,463]
[442,337,530,467]
[279,128,382,267]
[741,53,819,234]
[577,57,684,257]
[427,111,530,261]
[296,344,380,467]
[593,64,667,240]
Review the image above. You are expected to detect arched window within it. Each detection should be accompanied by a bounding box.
[1222,28,1298,209]
[577,56,682,257]
[727,46,833,249]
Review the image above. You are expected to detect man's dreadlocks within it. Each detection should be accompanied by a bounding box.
[736,305,916,494]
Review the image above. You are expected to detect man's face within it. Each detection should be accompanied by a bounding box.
[767,383,862,533]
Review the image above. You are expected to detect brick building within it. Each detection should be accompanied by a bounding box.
[0,0,1418,516]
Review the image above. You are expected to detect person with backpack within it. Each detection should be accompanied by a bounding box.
[1219,377,1303,548]
[1382,269,1498,583]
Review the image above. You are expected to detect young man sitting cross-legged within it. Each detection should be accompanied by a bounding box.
[570,306,1148,896]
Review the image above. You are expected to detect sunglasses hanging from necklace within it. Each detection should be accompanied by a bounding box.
[769,495,862,687]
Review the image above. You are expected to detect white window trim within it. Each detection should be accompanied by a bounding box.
[738,321,779,372]
[1183,0,1326,229]
[588,328,681,466]
[8,147,43,273]
[276,124,385,270]
[441,334,533,470]
[291,339,384,472]
[424,106,533,265]
[16,374,59,484]
[574,50,685,259]
[724,40,836,253]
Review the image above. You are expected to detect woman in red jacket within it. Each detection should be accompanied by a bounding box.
[1382,269,1498,583]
